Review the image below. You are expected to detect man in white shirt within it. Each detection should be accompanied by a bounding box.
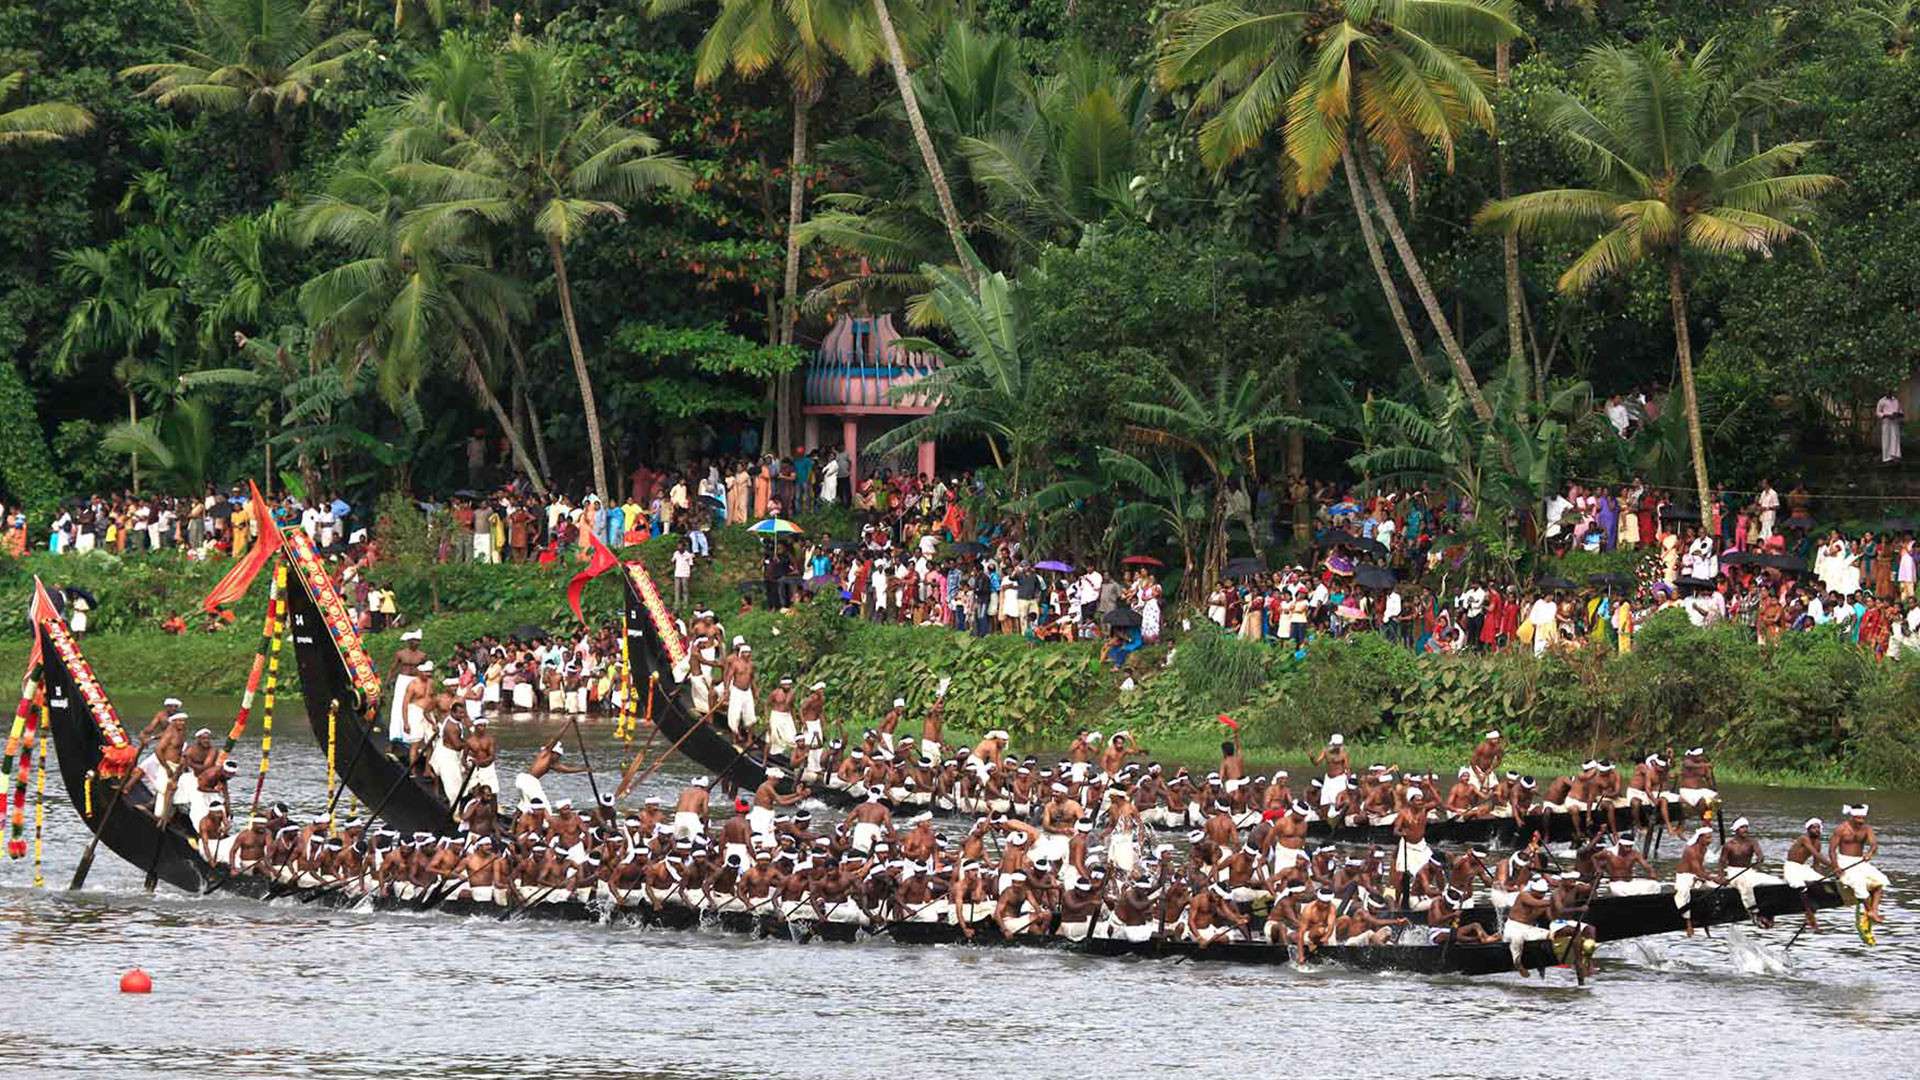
[1756,481,1779,541]
[1605,396,1632,436]
[1527,594,1559,656]
[1381,589,1404,647]
[670,541,696,609]
[1543,492,1572,541]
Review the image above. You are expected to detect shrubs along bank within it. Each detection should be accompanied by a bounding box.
[6,531,1914,789]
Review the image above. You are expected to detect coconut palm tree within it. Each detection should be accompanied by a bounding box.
[295,164,548,493]
[869,0,977,287]
[388,35,692,503]
[650,0,882,449]
[1476,40,1839,516]
[1157,0,1520,417]
[0,70,94,147]
[1120,364,1320,595]
[122,0,370,169]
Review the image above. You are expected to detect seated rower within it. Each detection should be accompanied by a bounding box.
[1057,876,1104,941]
[1832,804,1889,926]
[1335,894,1407,946]
[994,872,1049,938]
[1782,818,1835,930]
[1186,882,1248,948]
[1719,817,1784,926]
[1097,875,1161,943]
[1597,835,1662,896]
[1673,826,1726,936]
[1425,885,1496,946]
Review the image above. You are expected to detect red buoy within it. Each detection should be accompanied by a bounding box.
[119,969,152,994]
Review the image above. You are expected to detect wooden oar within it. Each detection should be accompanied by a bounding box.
[623,715,712,793]
[69,732,157,891]
[568,716,603,807]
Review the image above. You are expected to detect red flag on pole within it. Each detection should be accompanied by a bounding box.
[200,480,286,613]
[25,576,62,671]
[567,529,622,625]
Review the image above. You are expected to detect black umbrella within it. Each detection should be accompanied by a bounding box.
[1103,607,1144,629]
[1679,575,1720,592]
[508,624,546,642]
[1534,575,1578,591]
[1755,553,1809,573]
[1587,572,1636,591]
[453,489,483,499]
[1314,528,1356,545]
[1224,557,1267,580]
[63,584,99,608]
[950,540,988,555]
[1720,551,1761,567]
[1353,564,1398,590]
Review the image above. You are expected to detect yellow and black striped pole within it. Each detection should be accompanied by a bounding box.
[31,701,47,886]
[247,562,288,820]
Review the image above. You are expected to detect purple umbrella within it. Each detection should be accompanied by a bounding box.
[1035,560,1074,572]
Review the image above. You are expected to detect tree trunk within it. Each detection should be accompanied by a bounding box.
[1355,140,1494,423]
[505,330,554,485]
[1341,146,1433,388]
[1667,256,1712,516]
[466,354,547,496]
[1495,41,1528,416]
[1284,363,1308,545]
[547,235,610,503]
[127,386,140,496]
[779,85,819,455]
[871,0,978,289]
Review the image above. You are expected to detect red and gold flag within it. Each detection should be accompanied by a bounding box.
[201,481,285,613]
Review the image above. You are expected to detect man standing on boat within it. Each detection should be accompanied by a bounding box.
[720,638,757,746]
[516,736,588,812]
[1719,817,1784,924]
[1468,730,1503,792]
[387,630,427,745]
[1311,734,1350,814]
[1833,804,1889,926]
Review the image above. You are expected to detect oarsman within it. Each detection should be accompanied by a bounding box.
[387,630,427,744]
[1674,747,1719,832]
[1541,761,1601,835]
[877,698,906,754]
[1502,878,1558,976]
[1426,885,1497,946]
[1218,723,1245,794]
[1390,787,1433,897]
[919,695,946,759]
[765,677,799,760]
[402,661,437,771]
[1186,882,1249,948]
[993,872,1048,938]
[673,777,712,840]
[1719,817,1784,925]
[1447,846,1497,902]
[1832,804,1889,926]
[1597,836,1661,896]
[1102,787,1141,876]
[1782,819,1835,929]
[749,766,808,841]
[146,712,189,822]
[1310,733,1350,812]
[1468,730,1504,792]
[1098,876,1159,943]
[458,838,504,905]
[1443,768,1490,818]
[846,790,894,855]
[1295,888,1339,956]
[515,736,586,812]
[429,685,467,803]
[1628,753,1669,816]
[462,787,502,840]
[227,815,268,874]
[798,682,827,746]
[721,639,757,745]
[196,797,233,864]
[1334,894,1407,946]
[462,719,499,807]
[1056,876,1103,941]
[970,729,1010,769]
[1673,826,1726,936]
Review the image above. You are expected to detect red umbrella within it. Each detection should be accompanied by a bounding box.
[1122,555,1165,567]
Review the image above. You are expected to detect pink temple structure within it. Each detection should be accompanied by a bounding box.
[803,313,941,483]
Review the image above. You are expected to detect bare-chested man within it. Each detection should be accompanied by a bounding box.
[387,630,427,744]
[1311,733,1350,812]
[1673,826,1725,936]
[515,735,586,812]
[1832,804,1889,925]
[672,777,712,840]
[1468,730,1503,791]
[721,640,757,744]
[798,681,827,746]
[765,677,798,759]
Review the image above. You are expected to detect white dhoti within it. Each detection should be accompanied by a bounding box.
[1782,860,1824,889]
[515,772,548,811]
[1097,918,1154,943]
[387,674,417,741]
[1726,867,1784,913]
[747,805,776,838]
[1839,858,1890,899]
[1271,844,1306,874]
[1320,773,1350,808]
[1107,831,1138,875]
[512,683,536,710]
[1057,918,1093,942]
[672,811,706,840]
[1602,878,1664,897]
[850,821,884,854]
[906,898,953,924]
[1000,912,1035,936]
[1674,872,1717,913]
[726,689,756,737]
[766,710,798,758]
[1503,918,1552,964]
[1032,833,1071,865]
[430,745,466,803]
[1189,922,1235,945]
[1677,787,1716,808]
[1394,839,1433,880]
[466,764,500,801]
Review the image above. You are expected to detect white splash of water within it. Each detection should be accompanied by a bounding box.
[1606,938,1673,970]
[1723,923,1790,975]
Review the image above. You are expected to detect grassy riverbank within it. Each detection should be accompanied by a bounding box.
[4,516,1913,789]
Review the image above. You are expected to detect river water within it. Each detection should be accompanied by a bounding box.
[1,693,1913,1080]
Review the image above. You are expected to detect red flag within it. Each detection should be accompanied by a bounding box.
[201,481,285,613]
[1217,713,1238,731]
[25,576,62,671]
[567,529,622,625]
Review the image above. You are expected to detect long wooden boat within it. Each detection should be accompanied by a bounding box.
[1452,878,1848,942]
[280,530,454,835]
[1306,803,1661,847]
[38,605,221,893]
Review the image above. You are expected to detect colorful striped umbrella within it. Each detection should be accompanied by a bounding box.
[747,518,804,535]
